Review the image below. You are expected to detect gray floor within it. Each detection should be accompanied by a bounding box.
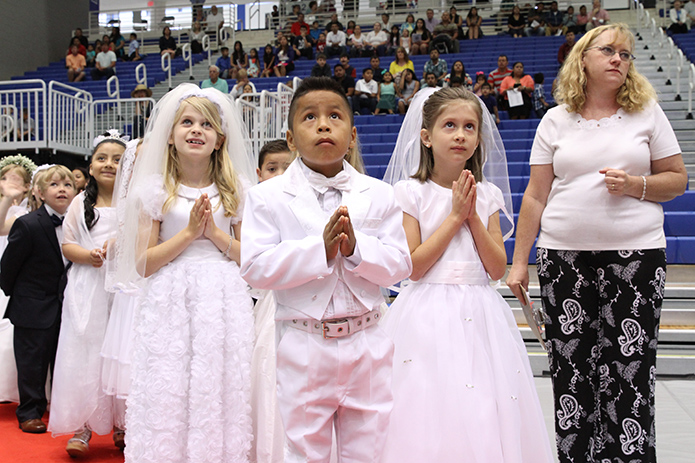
[534,377,695,462]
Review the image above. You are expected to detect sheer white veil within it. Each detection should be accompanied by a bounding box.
[383,87,514,240]
[107,84,255,291]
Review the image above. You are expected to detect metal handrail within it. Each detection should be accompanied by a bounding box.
[675,49,684,101]
[687,63,694,120]
[161,52,172,90]
[135,63,147,87]
[202,34,211,67]
[666,37,674,84]
[182,43,194,81]
[106,75,122,118]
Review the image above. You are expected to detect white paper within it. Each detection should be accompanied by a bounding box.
[508,88,524,108]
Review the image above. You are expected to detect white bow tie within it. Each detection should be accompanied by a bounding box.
[308,170,352,194]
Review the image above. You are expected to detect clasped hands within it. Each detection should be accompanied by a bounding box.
[186,193,219,240]
[324,205,356,261]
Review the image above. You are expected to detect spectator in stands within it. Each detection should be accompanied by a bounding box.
[444,60,472,90]
[508,5,526,37]
[72,28,89,49]
[232,41,248,75]
[525,4,547,36]
[500,61,534,119]
[261,44,276,78]
[380,13,392,32]
[206,5,224,34]
[488,54,512,102]
[340,53,357,78]
[230,70,255,99]
[401,14,416,34]
[91,42,117,81]
[293,25,315,59]
[110,27,126,60]
[532,72,550,117]
[423,71,439,88]
[326,22,347,57]
[274,35,295,77]
[508,26,687,463]
[311,53,331,77]
[291,13,309,36]
[287,4,301,25]
[325,13,344,32]
[159,26,178,59]
[305,1,320,18]
[422,48,447,87]
[431,12,459,53]
[386,26,402,56]
[545,1,563,35]
[466,7,483,40]
[18,109,35,141]
[686,0,695,28]
[85,44,96,67]
[576,5,590,32]
[125,33,141,61]
[102,35,113,51]
[67,37,86,57]
[558,31,575,66]
[562,5,578,34]
[374,71,397,114]
[131,83,152,138]
[450,7,465,39]
[247,48,260,77]
[310,21,321,40]
[473,72,487,95]
[346,20,356,36]
[370,55,386,83]
[409,19,431,55]
[316,32,326,55]
[201,64,229,93]
[397,68,419,114]
[348,25,367,57]
[587,0,610,29]
[274,30,285,48]
[424,9,440,33]
[190,21,206,53]
[389,47,415,85]
[333,63,355,107]
[365,23,389,56]
[669,1,689,34]
[480,82,500,124]
[354,68,379,115]
[66,45,86,82]
[216,47,234,79]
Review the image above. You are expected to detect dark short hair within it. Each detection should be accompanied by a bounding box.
[220,46,229,52]
[534,72,545,84]
[481,82,492,89]
[130,33,137,38]
[340,52,349,59]
[288,77,352,131]
[363,67,373,75]
[334,63,344,70]
[425,71,436,79]
[300,24,308,29]
[259,139,290,168]
[450,76,464,85]
[317,53,327,60]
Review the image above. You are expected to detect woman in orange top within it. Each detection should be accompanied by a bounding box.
[499,61,534,119]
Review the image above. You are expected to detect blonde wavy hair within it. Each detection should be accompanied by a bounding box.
[555,23,656,113]
[163,96,242,217]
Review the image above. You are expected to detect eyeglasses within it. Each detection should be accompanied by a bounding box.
[585,46,635,62]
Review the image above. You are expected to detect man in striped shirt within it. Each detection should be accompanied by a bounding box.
[488,54,511,109]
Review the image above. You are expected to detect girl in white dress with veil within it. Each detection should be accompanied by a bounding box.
[112,84,256,463]
[380,87,553,463]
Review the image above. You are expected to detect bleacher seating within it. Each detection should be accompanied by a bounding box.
[670,29,695,63]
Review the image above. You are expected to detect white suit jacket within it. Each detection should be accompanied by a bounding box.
[240,160,412,321]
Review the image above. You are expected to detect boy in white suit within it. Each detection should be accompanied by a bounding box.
[240,77,412,463]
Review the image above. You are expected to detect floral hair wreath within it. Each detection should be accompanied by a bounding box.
[93,129,130,148]
[0,154,38,175]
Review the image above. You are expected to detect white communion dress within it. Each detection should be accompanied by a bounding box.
[125,182,254,463]
[380,179,554,463]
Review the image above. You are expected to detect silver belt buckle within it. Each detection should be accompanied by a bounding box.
[322,319,350,339]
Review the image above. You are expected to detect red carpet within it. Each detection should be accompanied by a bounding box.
[0,402,124,462]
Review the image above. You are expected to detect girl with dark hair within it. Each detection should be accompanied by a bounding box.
[232,40,248,73]
[261,44,276,78]
[48,131,125,457]
[466,7,483,39]
[72,166,89,192]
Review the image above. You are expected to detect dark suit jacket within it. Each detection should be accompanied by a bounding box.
[1,205,67,329]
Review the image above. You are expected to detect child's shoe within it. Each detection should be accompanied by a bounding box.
[65,427,92,458]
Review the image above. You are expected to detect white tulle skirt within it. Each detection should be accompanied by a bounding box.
[125,259,254,463]
[0,318,19,403]
[380,282,554,463]
[101,291,137,399]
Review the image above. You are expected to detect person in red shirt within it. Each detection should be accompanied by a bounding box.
[557,31,575,66]
[291,12,310,36]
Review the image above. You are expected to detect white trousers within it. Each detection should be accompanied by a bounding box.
[276,324,394,463]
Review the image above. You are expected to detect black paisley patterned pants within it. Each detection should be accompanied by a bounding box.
[536,248,666,463]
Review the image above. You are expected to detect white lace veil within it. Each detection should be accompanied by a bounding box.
[383,87,514,240]
[107,84,255,291]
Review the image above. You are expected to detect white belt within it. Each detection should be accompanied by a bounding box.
[288,309,382,339]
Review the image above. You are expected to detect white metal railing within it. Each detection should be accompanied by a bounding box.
[666,37,674,85]
[182,43,195,81]
[688,63,695,120]
[91,97,156,141]
[0,80,47,153]
[135,63,147,87]
[675,49,684,102]
[203,34,212,67]
[48,81,93,156]
[162,52,172,90]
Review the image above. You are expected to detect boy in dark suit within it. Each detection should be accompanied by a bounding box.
[1,165,76,433]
